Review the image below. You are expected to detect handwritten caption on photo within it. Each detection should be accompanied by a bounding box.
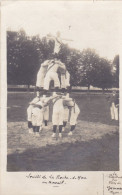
[106,172,122,195]
[26,173,87,186]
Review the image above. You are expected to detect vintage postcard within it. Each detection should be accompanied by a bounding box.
[0,1,122,195]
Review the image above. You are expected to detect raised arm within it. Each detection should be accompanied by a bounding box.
[62,96,72,100]
[46,34,56,41]
[42,95,62,107]
[29,97,40,105]
[62,38,73,42]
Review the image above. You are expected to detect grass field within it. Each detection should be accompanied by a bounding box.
[7,92,119,171]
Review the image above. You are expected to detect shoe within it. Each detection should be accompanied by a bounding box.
[59,133,62,138]
[44,125,48,129]
[68,131,72,136]
[52,133,56,138]
[35,132,40,137]
[39,126,43,132]
[62,127,65,132]
[28,128,34,134]
[53,92,57,97]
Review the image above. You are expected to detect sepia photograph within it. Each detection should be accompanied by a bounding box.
[2,1,120,173]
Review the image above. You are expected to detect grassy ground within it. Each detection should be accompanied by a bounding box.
[7,92,119,171]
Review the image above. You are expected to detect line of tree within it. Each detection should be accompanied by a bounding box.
[7,30,119,90]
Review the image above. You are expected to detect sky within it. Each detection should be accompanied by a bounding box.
[2,1,122,60]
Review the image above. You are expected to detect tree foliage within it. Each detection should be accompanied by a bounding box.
[78,48,100,88]
[7,30,40,85]
[112,55,119,88]
[76,48,113,89]
[92,58,113,90]
[7,30,117,89]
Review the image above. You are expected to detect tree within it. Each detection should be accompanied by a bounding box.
[7,30,114,90]
[59,45,83,86]
[77,49,113,90]
[7,31,20,84]
[113,55,119,88]
[38,36,54,61]
[92,58,113,90]
[78,48,100,89]
[7,30,53,87]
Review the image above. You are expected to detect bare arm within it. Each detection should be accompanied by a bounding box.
[42,95,62,106]
[29,97,40,105]
[46,34,56,40]
[62,96,72,100]
[115,104,119,108]
[62,38,73,42]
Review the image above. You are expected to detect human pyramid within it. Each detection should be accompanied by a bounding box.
[27,32,80,138]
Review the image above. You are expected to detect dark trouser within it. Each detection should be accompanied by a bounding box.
[53,125,57,133]
[63,121,67,127]
[36,87,44,96]
[33,126,40,132]
[36,86,40,92]
[36,87,43,91]
[67,86,72,93]
[59,125,63,133]
[70,125,76,131]
[54,53,59,59]
[44,120,48,126]
[61,88,66,93]
[54,87,59,92]
[43,89,48,95]
[53,125,63,133]
[28,121,33,128]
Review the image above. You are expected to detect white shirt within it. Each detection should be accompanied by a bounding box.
[54,37,62,53]
[53,97,64,111]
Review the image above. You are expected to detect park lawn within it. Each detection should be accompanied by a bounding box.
[8,92,114,125]
[7,92,119,171]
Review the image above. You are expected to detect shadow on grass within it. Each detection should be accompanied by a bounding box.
[7,132,119,172]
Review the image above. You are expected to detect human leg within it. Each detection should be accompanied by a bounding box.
[110,103,115,120]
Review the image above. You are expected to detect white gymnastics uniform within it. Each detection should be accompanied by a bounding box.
[60,70,70,89]
[27,97,40,121]
[44,60,66,90]
[27,96,49,126]
[52,97,64,126]
[110,102,118,120]
[62,97,74,123]
[108,93,119,121]
[63,98,80,125]
[65,70,70,88]
[54,37,62,54]
[31,101,44,126]
[69,103,80,126]
[40,96,49,122]
[36,60,51,88]
[63,106,69,122]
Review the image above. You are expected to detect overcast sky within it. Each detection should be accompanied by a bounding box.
[2,1,122,60]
